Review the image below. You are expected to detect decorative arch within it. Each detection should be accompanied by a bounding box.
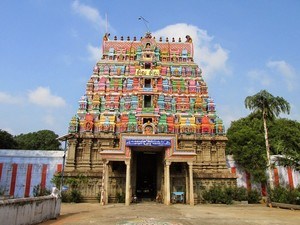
[142,122,156,134]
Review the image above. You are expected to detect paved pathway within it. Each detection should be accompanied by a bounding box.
[40,202,300,225]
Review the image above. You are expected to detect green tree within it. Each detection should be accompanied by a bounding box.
[15,130,61,150]
[227,116,300,181]
[0,129,18,149]
[227,114,267,182]
[244,90,290,189]
[269,118,300,170]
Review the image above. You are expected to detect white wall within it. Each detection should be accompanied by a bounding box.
[0,196,61,225]
[0,150,64,198]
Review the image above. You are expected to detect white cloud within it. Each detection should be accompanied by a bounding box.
[28,87,66,108]
[87,44,102,62]
[267,60,296,91]
[0,92,22,104]
[71,1,113,62]
[71,0,112,32]
[247,69,272,86]
[152,23,230,79]
[246,60,298,93]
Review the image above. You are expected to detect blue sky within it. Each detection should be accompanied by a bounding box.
[0,0,299,136]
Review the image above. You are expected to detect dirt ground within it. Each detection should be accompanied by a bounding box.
[40,202,300,225]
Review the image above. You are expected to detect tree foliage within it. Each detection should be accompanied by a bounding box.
[244,90,290,121]
[0,129,18,149]
[227,115,300,182]
[244,90,290,189]
[14,130,61,150]
[227,114,267,182]
[269,118,300,170]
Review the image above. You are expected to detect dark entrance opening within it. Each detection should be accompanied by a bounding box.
[145,62,151,69]
[143,118,152,124]
[144,95,152,108]
[144,79,152,88]
[135,151,157,199]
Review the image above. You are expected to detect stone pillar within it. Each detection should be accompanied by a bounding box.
[185,164,189,203]
[188,162,194,206]
[101,160,109,205]
[65,139,77,171]
[217,142,227,169]
[81,139,92,169]
[91,140,101,170]
[125,159,131,206]
[164,161,171,205]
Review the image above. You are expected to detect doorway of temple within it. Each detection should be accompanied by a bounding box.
[132,148,164,201]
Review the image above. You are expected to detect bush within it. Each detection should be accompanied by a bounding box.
[202,186,262,204]
[33,184,51,197]
[52,173,86,203]
[247,189,261,203]
[202,185,225,204]
[232,187,248,201]
[61,189,83,203]
[223,187,234,204]
[269,186,289,203]
[0,186,6,196]
[270,186,300,205]
[61,192,72,202]
[70,189,83,203]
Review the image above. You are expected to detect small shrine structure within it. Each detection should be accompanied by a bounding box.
[64,32,236,205]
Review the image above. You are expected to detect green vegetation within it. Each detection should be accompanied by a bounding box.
[244,90,290,189]
[202,186,261,204]
[51,173,87,203]
[62,189,83,203]
[227,115,300,183]
[14,130,61,150]
[0,185,7,196]
[269,118,300,170]
[227,114,267,182]
[0,129,18,149]
[269,186,300,205]
[33,184,51,197]
[0,129,61,150]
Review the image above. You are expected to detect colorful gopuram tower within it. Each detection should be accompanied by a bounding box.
[65,32,236,204]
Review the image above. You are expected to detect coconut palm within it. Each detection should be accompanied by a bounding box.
[244,90,290,190]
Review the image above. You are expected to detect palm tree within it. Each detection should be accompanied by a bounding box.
[244,90,290,190]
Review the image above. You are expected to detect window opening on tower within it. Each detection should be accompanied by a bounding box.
[145,63,151,69]
[145,79,152,88]
[143,118,152,123]
[144,95,152,108]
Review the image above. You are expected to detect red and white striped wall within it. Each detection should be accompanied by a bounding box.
[227,155,300,195]
[0,150,63,198]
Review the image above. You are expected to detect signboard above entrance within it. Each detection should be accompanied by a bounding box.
[126,139,171,147]
[135,69,160,76]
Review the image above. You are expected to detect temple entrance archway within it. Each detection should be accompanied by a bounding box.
[101,134,196,205]
[132,147,164,201]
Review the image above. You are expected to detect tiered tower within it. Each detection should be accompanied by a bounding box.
[65,32,236,204]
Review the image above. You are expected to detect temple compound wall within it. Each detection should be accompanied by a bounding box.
[64,32,236,205]
[227,155,300,196]
[1,150,298,202]
[0,150,63,198]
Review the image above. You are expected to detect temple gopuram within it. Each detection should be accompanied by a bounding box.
[64,32,236,205]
